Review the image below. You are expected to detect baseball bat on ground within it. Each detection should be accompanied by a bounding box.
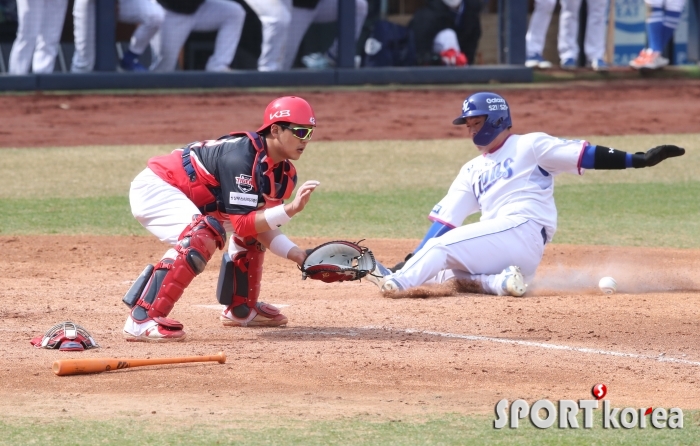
[52,351,226,376]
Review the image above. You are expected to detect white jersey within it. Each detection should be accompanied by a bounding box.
[428,133,586,243]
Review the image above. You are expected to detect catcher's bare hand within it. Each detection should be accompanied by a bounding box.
[285,180,320,217]
[287,246,307,266]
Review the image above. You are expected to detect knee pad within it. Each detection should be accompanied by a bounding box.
[217,238,265,318]
[129,216,226,322]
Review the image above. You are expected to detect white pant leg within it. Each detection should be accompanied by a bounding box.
[558,0,583,61]
[391,217,545,290]
[432,28,461,53]
[31,0,68,73]
[190,0,246,71]
[9,0,40,74]
[150,9,195,72]
[118,0,165,55]
[129,168,202,245]
[282,6,317,69]
[71,0,95,72]
[583,0,608,61]
[243,0,292,71]
[526,0,556,56]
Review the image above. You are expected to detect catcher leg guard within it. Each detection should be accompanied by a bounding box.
[124,215,226,342]
[219,237,288,327]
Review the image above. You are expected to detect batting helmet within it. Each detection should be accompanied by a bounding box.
[257,96,316,133]
[452,92,512,146]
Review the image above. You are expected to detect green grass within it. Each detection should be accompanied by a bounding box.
[1,136,698,247]
[1,413,698,446]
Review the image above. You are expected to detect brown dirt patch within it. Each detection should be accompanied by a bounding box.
[2,79,700,148]
[1,236,699,421]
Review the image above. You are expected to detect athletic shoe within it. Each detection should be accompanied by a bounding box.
[123,316,186,342]
[220,302,288,327]
[629,49,669,70]
[496,266,527,297]
[380,278,404,293]
[525,53,552,69]
[590,59,609,72]
[560,58,577,70]
[364,261,392,287]
[301,52,333,70]
[119,50,148,72]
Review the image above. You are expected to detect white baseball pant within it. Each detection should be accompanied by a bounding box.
[282,0,368,70]
[242,0,293,71]
[150,0,246,72]
[525,0,556,57]
[390,217,546,293]
[71,0,165,72]
[9,0,68,74]
[433,28,461,53]
[130,167,276,257]
[525,0,608,62]
[558,0,609,62]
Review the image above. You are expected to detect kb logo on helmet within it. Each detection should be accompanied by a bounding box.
[270,110,291,120]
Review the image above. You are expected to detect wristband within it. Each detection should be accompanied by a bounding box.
[264,205,291,228]
[269,234,296,259]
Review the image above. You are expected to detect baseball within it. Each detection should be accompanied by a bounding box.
[598,277,617,294]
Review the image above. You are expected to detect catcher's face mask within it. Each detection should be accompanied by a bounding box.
[30,321,99,351]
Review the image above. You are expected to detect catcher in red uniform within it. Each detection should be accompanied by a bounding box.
[121,96,319,342]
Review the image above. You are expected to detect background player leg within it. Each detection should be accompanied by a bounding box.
[525,0,556,68]
[281,5,317,69]
[71,0,95,72]
[243,0,292,71]
[30,0,68,73]
[583,0,608,70]
[118,0,165,71]
[9,0,44,74]
[150,10,195,71]
[558,0,583,69]
[191,0,246,72]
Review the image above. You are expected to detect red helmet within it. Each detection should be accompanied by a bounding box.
[257,96,316,132]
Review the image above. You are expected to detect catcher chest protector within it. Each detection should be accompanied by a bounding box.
[123,215,226,321]
[230,131,296,204]
[216,236,265,319]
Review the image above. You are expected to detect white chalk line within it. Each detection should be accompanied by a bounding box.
[192,304,290,310]
[285,326,700,367]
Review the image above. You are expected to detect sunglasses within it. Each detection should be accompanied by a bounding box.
[279,124,314,140]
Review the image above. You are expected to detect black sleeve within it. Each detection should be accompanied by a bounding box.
[216,141,263,215]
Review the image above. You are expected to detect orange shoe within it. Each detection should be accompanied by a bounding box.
[630,49,669,70]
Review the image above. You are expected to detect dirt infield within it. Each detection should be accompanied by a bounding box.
[2,79,700,148]
[1,237,699,420]
[2,80,700,422]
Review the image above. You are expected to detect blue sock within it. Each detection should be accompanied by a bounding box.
[647,7,665,52]
[661,10,683,49]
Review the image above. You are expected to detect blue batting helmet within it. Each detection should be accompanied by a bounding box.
[452,92,512,146]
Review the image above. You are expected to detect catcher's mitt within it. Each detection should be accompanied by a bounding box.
[300,240,377,283]
[30,321,99,351]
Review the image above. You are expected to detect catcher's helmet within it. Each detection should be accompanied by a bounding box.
[452,92,512,146]
[257,96,316,132]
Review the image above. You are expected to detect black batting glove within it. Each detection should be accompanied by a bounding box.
[631,145,685,168]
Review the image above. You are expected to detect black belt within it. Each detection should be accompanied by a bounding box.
[541,227,547,245]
